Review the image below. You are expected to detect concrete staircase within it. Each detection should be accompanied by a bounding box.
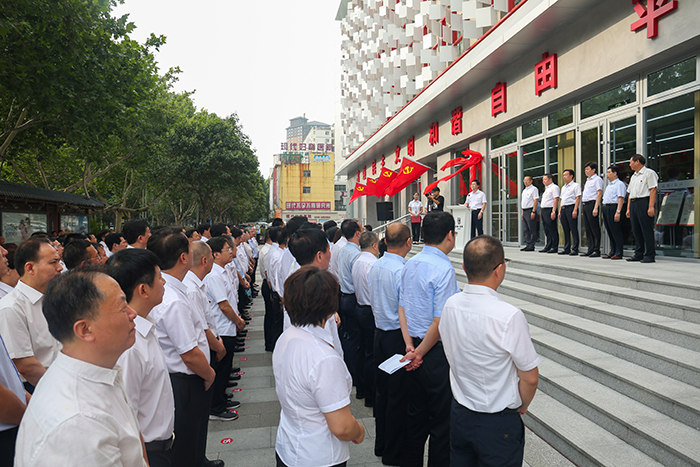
[408,246,700,467]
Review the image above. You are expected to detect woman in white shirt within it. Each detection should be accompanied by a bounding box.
[464,180,487,237]
[408,193,425,244]
[273,267,365,467]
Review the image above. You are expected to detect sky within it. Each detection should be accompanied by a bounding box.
[112,0,342,178]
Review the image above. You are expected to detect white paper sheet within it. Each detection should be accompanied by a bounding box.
[379,353,411,374]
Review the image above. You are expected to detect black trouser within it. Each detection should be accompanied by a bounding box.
[602,204,624,256]
[450,400,524,467]
[541,207,558,252]
[374,328,408,465]
[276,451,346,467]
[339,292,359,385]
[411,221,421,242]
[238,282,250,310]
[522,208,537,248]
[354,304,376,402]
[169,373,212,467]
[0,426,18,467]
[23,381,34,394]
[145,438,174,467]
[211,335,236,414]
[270,290,284,348]
[402,340,452,467]
[470,210,483,238]
[630,197,656,259]
[582,201,601,254]
[560,204,579,252]
[262,280,275,351]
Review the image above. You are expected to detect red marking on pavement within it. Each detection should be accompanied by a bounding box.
[244,346,250,349]
[232,388,242,392]
[236,372,245,375]
[240,358,247,361]
[244,337,251,340]
[221,438,233,444]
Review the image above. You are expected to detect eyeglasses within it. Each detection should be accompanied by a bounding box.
[493,258,511,270]
[221,248,232,252]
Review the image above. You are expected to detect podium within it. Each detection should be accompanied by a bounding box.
[446,205,472,251]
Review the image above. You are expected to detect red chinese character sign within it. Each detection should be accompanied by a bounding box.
[407,136,415,156]
[451,108,463,135]
[491,82,507,117]
[631,0,677,39]
[356,171,360,183]
[534,53,557,96]
[362,166,367,180]
[429,122,439,146]
[394,146,401,164]
[372,160,377,175]
[381,155,386,167]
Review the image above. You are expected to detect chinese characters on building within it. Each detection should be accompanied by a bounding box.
[631,0,678,39]
[451,107,463,135]
[535,53,558,96]
[491,83,507,116]
[429,122,439,146]
[281,143,335,151]
[286,202,332,211]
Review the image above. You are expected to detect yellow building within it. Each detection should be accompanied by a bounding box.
[276,151,336,211]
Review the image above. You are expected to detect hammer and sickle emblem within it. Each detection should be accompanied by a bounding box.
[383,171,392,177]
[403,166,414,175]
[358,186,364,191]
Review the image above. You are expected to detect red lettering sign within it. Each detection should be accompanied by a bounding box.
[429,122,439,146]
[299,143,307,151]
[407,136,415,156]
[534,53,557,96]
[372,159,377,175]
[362,166,367,180]
[631,0,677,39]
[491,82,507,116]
[281,143,288,150]
[357,171,361,182]
[326,143,334,151]
[394,146,401,164]
[381,155,386,167]
[290,143,298,150]
[451,107,463,135]
[308,143,315,150]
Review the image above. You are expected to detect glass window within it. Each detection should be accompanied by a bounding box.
[581,81,636,119]
[648,57,696,97]
[334,184,345,191]
[491,128,516,149]
[522,119,542,139]
[547,130,576,186]
[303,186,311,193]
[548,106,573,131]
[522,140,545,193]
[303,170,311,177]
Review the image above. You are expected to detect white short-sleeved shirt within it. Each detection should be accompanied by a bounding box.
[628,166,659,199]
[0,280,60,375]
[273,325,352,467]
[603,178,627,204]
[267,245,285,295]
[560,181,582,206]
[151,273,210,374]
[0,281,13,299]
[184,271,216,335]
[328,237,348,280]
[259,243,272,280]
[204,263,238,337]
[465,190,486,210]
[521,185,539,209]
[582,174,604,202]
[408,200,423,216]
[440,284,541,413]
[14,352,147,467]
[352,251,377,306]
[237,244,249,274]
[0,334,24,432]
[540,183,560,209]
[117,315,175,443]
[224,261,240,306]
[276,249,297,298]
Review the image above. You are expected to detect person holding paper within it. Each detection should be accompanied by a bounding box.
[440,235,540,466]
[273,267,365,467]
[369,222,412,466]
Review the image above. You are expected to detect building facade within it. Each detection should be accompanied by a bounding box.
[338,0,699,259]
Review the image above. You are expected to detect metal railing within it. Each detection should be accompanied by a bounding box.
[372,213,412,239]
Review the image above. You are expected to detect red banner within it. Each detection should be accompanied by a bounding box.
[384,157,431,197]
[349,183,367,204]
[424,150,483,195]
[365,177,379,197]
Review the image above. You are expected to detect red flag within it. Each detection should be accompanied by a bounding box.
[349,183,367,204]
[365,177,379,197]
[384,157,430,197]
[375,168,397,197]
[424,150,483,194]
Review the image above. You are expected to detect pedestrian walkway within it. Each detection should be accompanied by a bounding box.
[204,280,574,466]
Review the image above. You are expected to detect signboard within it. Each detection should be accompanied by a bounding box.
[2,212,48,244]
[281,143,334,152]
[313,154,331,162]
[285,202,331,211]
[61,214,89,235]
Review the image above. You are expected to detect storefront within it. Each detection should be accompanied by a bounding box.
[339,0,699,258]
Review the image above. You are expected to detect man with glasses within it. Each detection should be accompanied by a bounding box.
[440,235,540,466]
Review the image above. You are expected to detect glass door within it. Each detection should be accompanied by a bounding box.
[579,122,604,251]
[607,115,638,251]
[491,147,519,244]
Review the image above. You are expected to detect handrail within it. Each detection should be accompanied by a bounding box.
[372,213,412,239]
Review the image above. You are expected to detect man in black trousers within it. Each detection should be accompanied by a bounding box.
[626,154,658,263]
[558,169,582,256]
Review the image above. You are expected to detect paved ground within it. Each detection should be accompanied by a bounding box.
[204,277,574,467]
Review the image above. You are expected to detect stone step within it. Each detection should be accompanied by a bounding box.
[500,279,700,348]
[503,267,700,325]
[509,297,700,389]
[523,392,665,467]
[537,358,700,467]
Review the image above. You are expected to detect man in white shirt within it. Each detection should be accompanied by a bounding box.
[197,223,212,242]
[440,236,540,466]
[520,176,539,251]
[0,245,13,299]
[123,218,151,249]
[337,219,363,391]
[266,227,287,351]
[328,219,351,279]
[351,231,379,408]
[626,154,658,263]
[464,181,487,238]
[408,192,425,243]
[602,166,627,259]
[147,228,218,467]
[558,169,582,255]
[107,249,175,467]
[0,238,62,391]
[258,230,273,337]
[15,270,148,467]
[539,173,560,254]
[581,162,604,257]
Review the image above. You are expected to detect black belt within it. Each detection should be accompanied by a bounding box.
[341,292,355,297]
[145,434,175,452]
[170,372,201,380]
[603,203,618,206]
[582,200,595,205]
[630,196,649,202]
[411,337,443,348]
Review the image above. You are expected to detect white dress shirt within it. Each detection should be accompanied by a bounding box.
[204,263,238,337]
[465,190,486,210]
[540,183,560,209]
[276,249,297,298]
[259,243,272,280]
[184,270,216,335]
[224,261,241,306]
[352,251,377,306]
[408,200,423,216]
[0,280,60,376]
[100,241,112,258]
[15,352,147,467]
[151,273,210,374]
[560,181,582,206]
[0,334,24,432]
[603,178,627,204]
[273,325,352,467]
[582,174,604,202]
[328,236,348,279]
[521,185,539,209]
[117,315,175,443]
[0,281,13,299]
[337,242,361,294]
[237,244,249,275]
[267,245,285,295]
[628,166,659,199]
[439,284,541,413]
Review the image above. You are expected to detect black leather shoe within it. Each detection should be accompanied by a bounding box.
[229,374,241,381]
[201,458,225,467]
[558,250,570,255]
[226,381,238,388]
[230,367,241,374]
[548,249,558,254]
[539,249,550,253]
[233,346,245,352]
[589,252,600,258]
[569,251,579,256]
[580,251,592,257]
[640,257,655,263]
[627,257,642,262]
[522,247,535,251]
